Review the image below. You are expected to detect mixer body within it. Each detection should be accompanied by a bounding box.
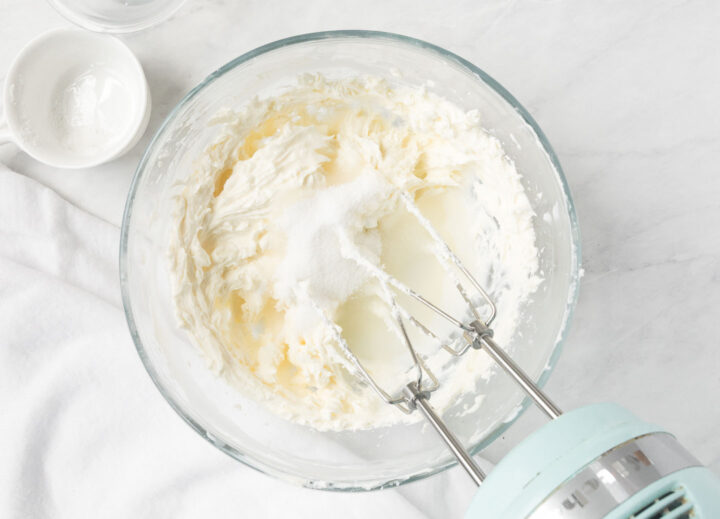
[465,403,720,518]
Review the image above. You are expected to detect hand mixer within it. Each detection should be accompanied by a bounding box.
[326,192,720,519]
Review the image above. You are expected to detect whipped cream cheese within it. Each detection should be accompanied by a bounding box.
[169,75,541,431]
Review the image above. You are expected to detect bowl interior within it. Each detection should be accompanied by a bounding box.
[120,32,579,490]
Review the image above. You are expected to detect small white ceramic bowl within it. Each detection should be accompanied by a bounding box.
[0,29,151,169]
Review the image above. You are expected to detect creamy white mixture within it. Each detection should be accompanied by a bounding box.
[169,75,541,431]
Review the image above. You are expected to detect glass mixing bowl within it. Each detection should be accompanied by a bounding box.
[120,31,581,491]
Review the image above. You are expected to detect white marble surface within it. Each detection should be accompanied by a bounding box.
[2,0,719,517]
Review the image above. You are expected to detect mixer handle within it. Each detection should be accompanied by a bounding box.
[403,382,486,486]
[468,321,563,420]
[402,319,564,488]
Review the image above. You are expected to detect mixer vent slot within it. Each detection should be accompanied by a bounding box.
[630,487,695,519]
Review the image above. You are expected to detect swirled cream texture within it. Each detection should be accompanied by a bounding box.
[169,75,541,431]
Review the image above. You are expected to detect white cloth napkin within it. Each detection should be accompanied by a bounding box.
[0,166,436,518]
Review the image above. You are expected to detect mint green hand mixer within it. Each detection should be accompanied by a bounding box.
[328,192,720,519]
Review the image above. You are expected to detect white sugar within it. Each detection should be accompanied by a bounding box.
[274,172,390,311]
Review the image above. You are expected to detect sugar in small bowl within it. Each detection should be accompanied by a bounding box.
[1,29,150,169]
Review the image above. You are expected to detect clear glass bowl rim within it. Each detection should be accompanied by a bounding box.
[119,30,582,492]
[46,0,187,34]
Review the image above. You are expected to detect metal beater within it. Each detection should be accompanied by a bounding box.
[323,190,560,485]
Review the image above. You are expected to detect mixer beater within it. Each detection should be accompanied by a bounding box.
[322,191,720,518]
